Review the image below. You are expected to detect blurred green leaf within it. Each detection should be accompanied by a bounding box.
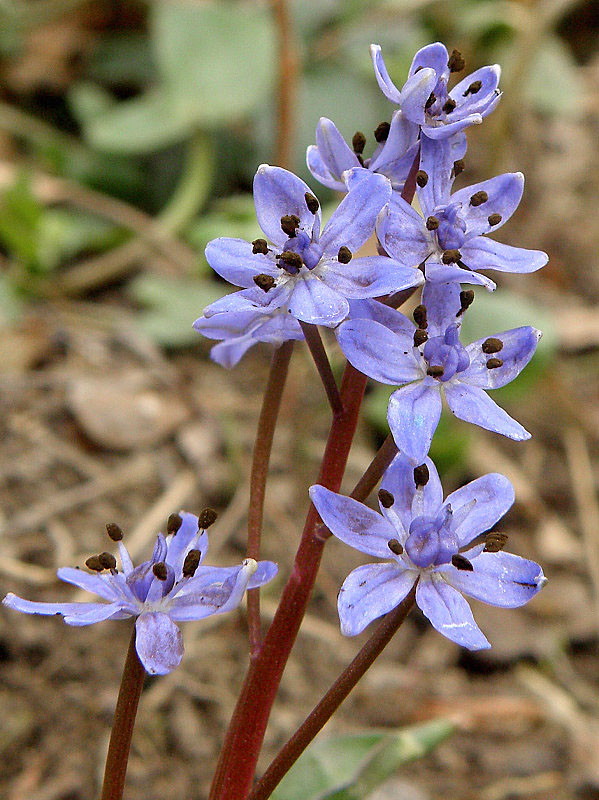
[0,173,43,269]
[37,210,123,272]
[0,273,25,322]
[186,194,261,268]
[128,274,226,348]
[272,720,454,800]
[525,34,583,116]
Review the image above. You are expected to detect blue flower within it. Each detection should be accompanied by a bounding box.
[306,113,418,195]
[194,287,304,368]
[3,512,278,675]
[371,42,501,140]
[337,281,541,463]
[378,136,548,290]
[310,454,546,649]
[204,165,423,327]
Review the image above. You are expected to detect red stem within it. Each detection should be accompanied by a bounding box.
[247,341,295,656]
[272,0,297,169]
[100,627,145,800]
[209,364,368,800]
[299,322,343,415]
[248,586,417,800]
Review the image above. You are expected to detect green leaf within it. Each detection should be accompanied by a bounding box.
[128,274,226,348]
[525,34,583,116]
[0,173,43,269]
[37,210,122,272]
[272,720,454,800]
[0,273,25,323]
[152,1,275,124]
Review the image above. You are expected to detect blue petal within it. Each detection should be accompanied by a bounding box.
[409,42,449,78]
[460,238,548,274]
[369,111,419,182]
[418,135,454,214]
[416,573,490,649]
[387,380,442,464]
[288,274,349,326]
[314,117,360,183]
[462,327,542,390]
[438,551,546,608]
[452,173,524,238]
[370,44,402,104]
[424,259,497,291]
[253,165,320,247]
[306,145,346,192]
[319,256,423,300]
[320,171,392,254]
[210,337,258,368]
[309,485,397,557]
[421,281,462,337]
[377,203,431,266]
[444,382,530,440]
[338,563,418,636]
[247,560,278,589]
[205,238,277,288]
[135,611,183,675]
[443,473,515,547]
[3,593,125,625]
[422,114,483,140]
[337,318,421,385]
[194,309,264,340]
[399,69,438,124]
[450,65,501,116]
[380,453,443,535]
[346,299,417,337]
[57,567,124,602]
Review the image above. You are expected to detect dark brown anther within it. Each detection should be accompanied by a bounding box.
[253,274,276,292]
[427,365,445,378]
[484,532,508,553]
[305,192,319,214]
[482,337,503,354]
[388,538,404,555]
[442,249,461,264]
[452,553,474,571]
[152,562,168,581]
[374,121,391,142]
[486,358,503,369]
[252,238,269,255]
[443,98,457,114]
[198,507,218,529]
[337,246,352,264]
[488,213,502,226]
[463,80,482,96]
[413,304,428,328]
[426,216,439,231]
[278,251,303,271]
[378,488,395,508]
[425,92,436,110]
[414,463,430,487]
[182,549,201,578]
[448,49,465,73]
[98,552,117,570]
[167,513,183,536]
[416,170,428,187]
[470,190,489,207]
[413,328,428,347]
[106,523,123,542]
[352,131,366,154]
[280,214,300,238]
[453,159,465,176]
[85,555,105,572]
[458,289,474,315]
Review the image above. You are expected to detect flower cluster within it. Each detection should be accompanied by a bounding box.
[3,511,277,674]
[194,41,547,648]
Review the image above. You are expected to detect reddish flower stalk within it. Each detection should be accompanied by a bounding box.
[247,341,295,656]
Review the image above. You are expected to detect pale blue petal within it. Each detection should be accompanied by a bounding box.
[422,113,483,140]
[253,165,320,247]
[57,567,123,602]
[424,259,497,291]
[387,380,442,464]
[3,593,124,625]
[346,299,416,337]
[409,42,449,78]
[380,453,443,533]
[319,256,423,300]
[338,563,418,636]
[247,561,278,589]
[135,611,183,675]
[444,382,530,440]
[314,117,360,182]
[369,110,418,178]
[443,473,515,546]
[320,171,391,254]
[452,173,523,237]
[370,44,402,104]
[194,309,263,340]
[421,281,462,337]
[462,327,542,390]
[460,238,548,274]
[210,337,258,368]
[377,203,431,266]
[416,573,490,649]
[306,145,346,192]
[288,275,349,326]
[309,485,397,557]
[438,551,546,608]
[450,65,501,116]
[205,238,277,288]
[337,318,421,385]
[399,68,438,124]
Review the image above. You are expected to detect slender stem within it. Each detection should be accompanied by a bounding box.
[299,322,343,415]
[100,627,146,800]
[209,364,368,800]
[249,586,417,800]
[351,433,398,502]
[247,341,295,656]
[272,0,298,169]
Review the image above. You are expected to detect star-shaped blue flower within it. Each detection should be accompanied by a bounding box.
[205,165,423,327]
[378,136,548,290]
[306,113,418,195]
[310,454,546,649]
[194,287,304,368]
[3,512,277,675]
[337,281,541,463]
[371,42,501,140]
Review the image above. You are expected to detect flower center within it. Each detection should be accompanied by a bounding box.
[422,324,470,381]
[405,506,459,568]
[434,204,467,251]
[281,231,323,270]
